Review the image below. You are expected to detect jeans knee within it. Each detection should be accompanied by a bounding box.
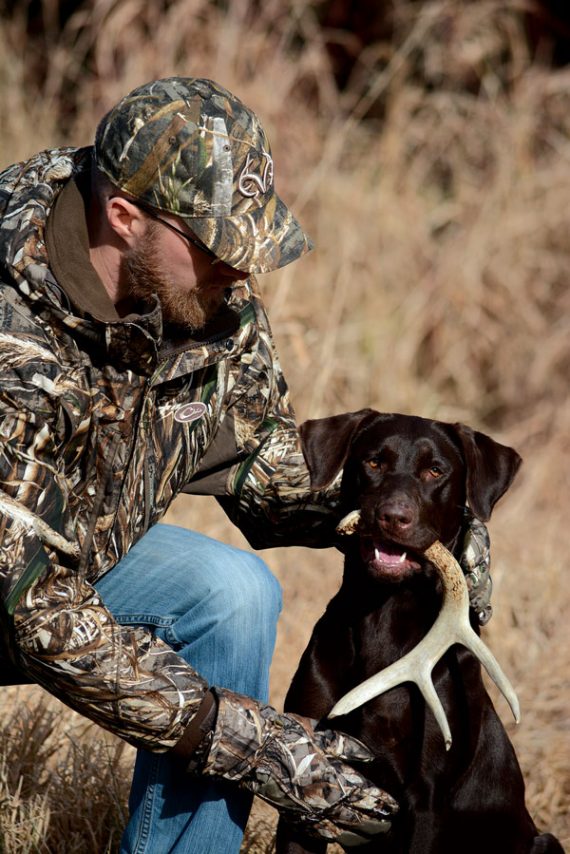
[216,551,282,643]
[245,552,283,620]
[165,548,282,655]
[160,550,281,698]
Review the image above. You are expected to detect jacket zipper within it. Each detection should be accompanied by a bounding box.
[78,429,122,572]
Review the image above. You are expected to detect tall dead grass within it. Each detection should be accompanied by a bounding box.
[0,0,568,850]
[0,695,130,852]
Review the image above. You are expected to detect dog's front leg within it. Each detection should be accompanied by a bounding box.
[284,597,357,719]
[276,600,358,853]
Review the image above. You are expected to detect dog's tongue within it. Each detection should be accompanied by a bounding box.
[361,539,421,579]
[373,544,408,566]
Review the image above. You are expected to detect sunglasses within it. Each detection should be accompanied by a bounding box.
[113,197,220,265]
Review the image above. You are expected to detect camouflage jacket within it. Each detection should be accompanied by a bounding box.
[0,147,335,751]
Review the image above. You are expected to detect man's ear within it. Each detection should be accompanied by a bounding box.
[452,423,522,521]
[300,409,377,490]
[106,196,146,246]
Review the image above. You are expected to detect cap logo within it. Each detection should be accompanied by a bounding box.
[238,150,274,198]
[173,402,208,423]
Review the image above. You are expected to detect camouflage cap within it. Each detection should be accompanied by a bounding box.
[94,77,313,273]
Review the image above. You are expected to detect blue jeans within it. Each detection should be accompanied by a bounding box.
[94,523,283,854]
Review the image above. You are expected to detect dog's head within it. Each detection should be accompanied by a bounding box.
[300,410,522,583]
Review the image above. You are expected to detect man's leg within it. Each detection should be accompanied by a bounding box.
[94,523,282,854]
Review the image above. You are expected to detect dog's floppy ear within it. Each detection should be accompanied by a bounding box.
[300,409,377,490]
[453,423,522,521]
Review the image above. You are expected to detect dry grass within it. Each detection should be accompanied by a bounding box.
[0,687,131,852]
[0,0,569,850]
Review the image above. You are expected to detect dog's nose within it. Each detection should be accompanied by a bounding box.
[377,501,415,531]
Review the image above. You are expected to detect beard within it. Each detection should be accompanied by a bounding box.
[124,223,226,331]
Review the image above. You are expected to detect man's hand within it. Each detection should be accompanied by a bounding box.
[460,511,492,625]
[193,687,398,848]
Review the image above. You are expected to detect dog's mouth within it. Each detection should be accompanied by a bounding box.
[359,537,423,581]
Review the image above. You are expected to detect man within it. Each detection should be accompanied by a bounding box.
[0,77,492,853]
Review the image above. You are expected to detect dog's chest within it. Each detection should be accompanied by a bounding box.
[351,581,440,674]
[342,584,456,755]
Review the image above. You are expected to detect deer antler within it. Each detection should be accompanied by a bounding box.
[328,525,520,750]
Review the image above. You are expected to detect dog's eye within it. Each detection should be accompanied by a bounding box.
[366,458,388,474]
[423,465,444,480]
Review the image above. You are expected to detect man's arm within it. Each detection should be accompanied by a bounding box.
[210,296,493,620]
[211,296,342,548]
[0,390,208,751]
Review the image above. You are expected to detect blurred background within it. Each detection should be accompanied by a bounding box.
[0,0,568,850]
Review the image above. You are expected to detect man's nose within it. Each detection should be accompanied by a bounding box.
[218,263,249,280]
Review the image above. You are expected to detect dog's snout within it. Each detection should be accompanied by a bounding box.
[377,499,416,532]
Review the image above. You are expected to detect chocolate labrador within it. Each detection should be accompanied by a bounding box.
[276,410,563,854]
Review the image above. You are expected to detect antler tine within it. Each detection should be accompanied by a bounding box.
[336,510,362,536]
[328,539,520,750]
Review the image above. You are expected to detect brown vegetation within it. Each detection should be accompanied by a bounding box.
[0,0,568,850]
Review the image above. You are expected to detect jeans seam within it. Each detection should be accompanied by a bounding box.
[112,614,177,628]
[131,751,161,854]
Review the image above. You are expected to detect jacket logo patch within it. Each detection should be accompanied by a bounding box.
[173,402,207,423]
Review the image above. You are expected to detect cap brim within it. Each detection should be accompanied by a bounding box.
[180,192,313,274]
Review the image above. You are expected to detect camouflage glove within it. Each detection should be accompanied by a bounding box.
[192,687,398,848]
[460,510,493,626]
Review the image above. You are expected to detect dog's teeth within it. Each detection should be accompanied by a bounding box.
[375,548,381,562]
[399,552,407,563]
